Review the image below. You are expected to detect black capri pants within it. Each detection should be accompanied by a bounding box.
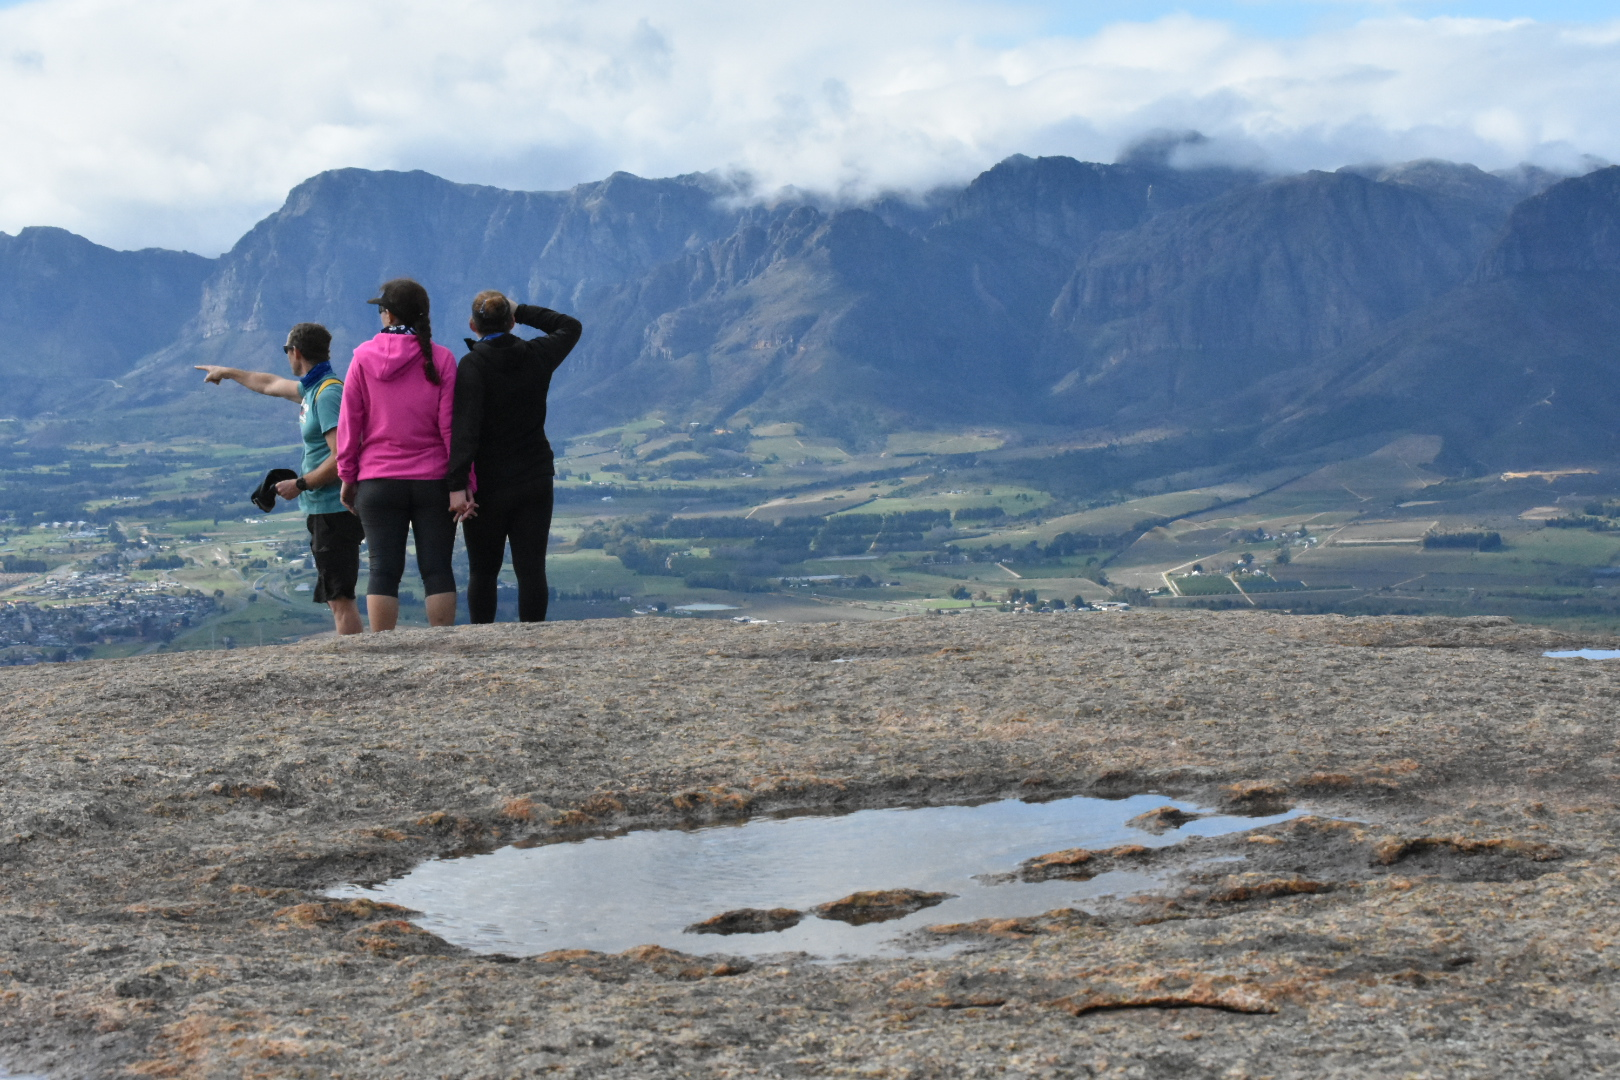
[463,479,553,623]
[353,478,457,598]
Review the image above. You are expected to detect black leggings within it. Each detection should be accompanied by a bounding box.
[463,480,553,622]
[354,478,457,598]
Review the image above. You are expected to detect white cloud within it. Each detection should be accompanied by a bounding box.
[1,0,1617,253]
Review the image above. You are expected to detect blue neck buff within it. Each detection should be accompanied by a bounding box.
[298,360,334,391]
[479,331,508,341]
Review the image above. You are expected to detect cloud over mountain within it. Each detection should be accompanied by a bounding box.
[1,0,1617,253]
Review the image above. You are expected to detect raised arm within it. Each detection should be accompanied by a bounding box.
[195,366,301,402]
[512,305,583,374]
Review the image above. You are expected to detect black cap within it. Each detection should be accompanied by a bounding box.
[251,469,298,513]
[367,279,430,324]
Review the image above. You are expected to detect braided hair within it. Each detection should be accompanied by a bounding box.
[373,278,439,385]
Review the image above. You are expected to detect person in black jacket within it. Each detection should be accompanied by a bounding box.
[447,291,582,622]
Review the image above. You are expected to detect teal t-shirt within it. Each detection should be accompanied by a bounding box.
[298,376,345,515]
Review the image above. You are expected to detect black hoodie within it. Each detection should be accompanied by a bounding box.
[446,304,582,493]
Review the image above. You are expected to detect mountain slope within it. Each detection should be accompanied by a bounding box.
[553,155,1259,436]
[560,205,989,437]
[0,228,213,416]
[1040,169,1514,426]
[1250,167,1620,463]
[84,167,755,441]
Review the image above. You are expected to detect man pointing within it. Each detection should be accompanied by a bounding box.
[196,323,364,635]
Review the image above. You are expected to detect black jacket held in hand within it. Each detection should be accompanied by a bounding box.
[446,304,582,493]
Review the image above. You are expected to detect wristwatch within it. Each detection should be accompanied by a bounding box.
[295,476,309,491]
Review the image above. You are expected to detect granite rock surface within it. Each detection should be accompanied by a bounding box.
[1,610,1617,1078]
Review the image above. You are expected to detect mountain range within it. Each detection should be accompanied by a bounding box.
[0,148,1614,468]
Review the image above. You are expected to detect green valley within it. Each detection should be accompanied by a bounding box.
[6,419,1620,664]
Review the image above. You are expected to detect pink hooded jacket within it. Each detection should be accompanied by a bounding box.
[336,332,458,483]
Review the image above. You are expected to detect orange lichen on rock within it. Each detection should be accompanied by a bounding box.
[1051,975,1279,1017]
[580,793,626,816]
[1294,771,1400,792]
[1220,780,1290,812]
[671,786,752,813]
[1128,806,1203,832]
[926,909,1100,940]
[1371,835,1564,866]
[813,888,955,925]
[619,944,752,979]
[227,884,298,899]
[413,810,485,837]
[534,948,601,962]
[553,809,597,827]
[498,796,537,821]
[1205,875,1333,903]
[340,919,452,957]
[684,907,804,935]
[274,899,414,928]
[1020,843,1154,881]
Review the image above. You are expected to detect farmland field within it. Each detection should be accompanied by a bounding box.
[1172,574,1240,596]
[6,424,1620,665]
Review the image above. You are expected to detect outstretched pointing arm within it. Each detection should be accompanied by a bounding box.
[195,366,301,403]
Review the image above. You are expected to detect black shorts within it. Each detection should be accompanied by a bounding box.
[306,510,364,603]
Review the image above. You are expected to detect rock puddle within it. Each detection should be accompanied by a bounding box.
[329,794,1300,959]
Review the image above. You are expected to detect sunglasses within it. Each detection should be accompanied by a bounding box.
[282,345,295,354]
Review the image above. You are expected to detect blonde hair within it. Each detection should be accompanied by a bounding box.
[471,290,514,334]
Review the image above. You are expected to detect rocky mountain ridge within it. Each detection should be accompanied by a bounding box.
[0,153,1610,467]
[0,228,212,417]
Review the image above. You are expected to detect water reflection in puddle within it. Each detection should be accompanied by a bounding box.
[331,794,1299,960]
[1545,649,1620,659]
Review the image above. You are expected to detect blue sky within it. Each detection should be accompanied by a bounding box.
[1042,2,1620,37]
[12,0,1612,23]
[2,0,1619,253]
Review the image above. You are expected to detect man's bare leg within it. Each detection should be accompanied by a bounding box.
[366,595,399,632]
[425,591,457,627]
[329,598,362,635]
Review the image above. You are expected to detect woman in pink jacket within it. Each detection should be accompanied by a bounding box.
[337,278,459,631]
